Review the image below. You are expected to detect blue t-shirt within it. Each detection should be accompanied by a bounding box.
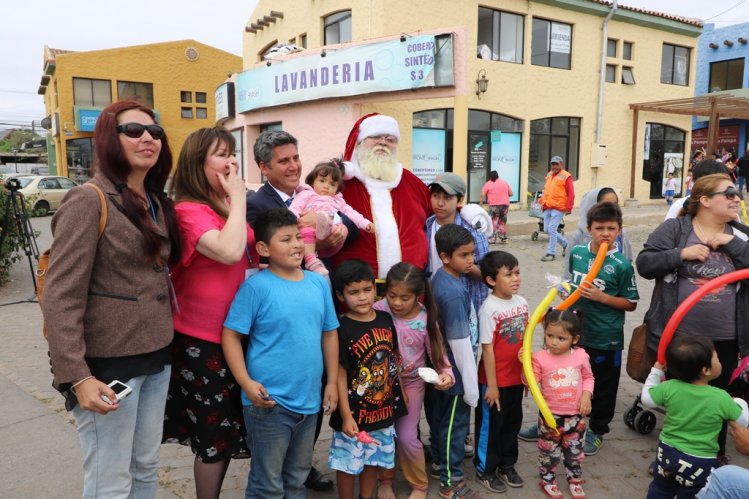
[431,267,478,397]
[224,270,339,413]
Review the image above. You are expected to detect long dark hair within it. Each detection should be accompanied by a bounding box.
[93,100,181,264]
[385,262,449,370]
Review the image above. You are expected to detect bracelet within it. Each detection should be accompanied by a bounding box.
[71,375,95,394]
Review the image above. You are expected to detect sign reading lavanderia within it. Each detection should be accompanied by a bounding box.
[236,34,453,112]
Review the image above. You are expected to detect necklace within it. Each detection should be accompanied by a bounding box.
[692,219,724,243]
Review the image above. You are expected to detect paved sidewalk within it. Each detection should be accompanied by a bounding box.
[1,204,747,498]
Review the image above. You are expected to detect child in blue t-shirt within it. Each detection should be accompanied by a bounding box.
[431,223,481,499]
[222,208,340,499]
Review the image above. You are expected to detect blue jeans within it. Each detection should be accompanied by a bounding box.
[73,366,171,499]
[243,404,316,499]
[543,208,568,256]
[431,393,471,486]
[697,465,749,499]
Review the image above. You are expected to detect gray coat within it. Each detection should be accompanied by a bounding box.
[42,174,174,385]
[635,214,749,354]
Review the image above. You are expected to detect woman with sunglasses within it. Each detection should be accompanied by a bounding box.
[637,173,749,462]
[163,127,254,499]
[42,100,181,498]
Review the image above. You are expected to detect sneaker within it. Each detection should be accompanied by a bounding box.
[430,462,441,480]
[476,471,506,493]
[464,436,475,458]
[568,479,586,499]
[439,480,482,498]
[497,466,523,488]
[304,256,329,276]
[540,254,555,262]
[583,431,602,456]
[539,481,564,499]
[518,424,539,441]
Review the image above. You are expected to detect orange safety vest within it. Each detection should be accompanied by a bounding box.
[540,170,571,211]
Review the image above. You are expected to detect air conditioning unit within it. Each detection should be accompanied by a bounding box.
[590,143,607,167]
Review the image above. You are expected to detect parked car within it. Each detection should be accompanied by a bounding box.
[17,175,78,216]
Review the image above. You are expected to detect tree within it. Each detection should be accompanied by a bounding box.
[0,129,41,153]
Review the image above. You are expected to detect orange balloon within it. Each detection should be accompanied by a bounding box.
[555,242,609,311]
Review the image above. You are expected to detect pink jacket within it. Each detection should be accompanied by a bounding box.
[289,184,371,230]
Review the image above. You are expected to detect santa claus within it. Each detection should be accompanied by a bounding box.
[332,113,432,278]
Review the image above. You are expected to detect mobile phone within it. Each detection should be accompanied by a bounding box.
[100,380,133,404]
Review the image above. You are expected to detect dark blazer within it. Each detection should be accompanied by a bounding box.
[246,182,286,225]
[246,181,359,244]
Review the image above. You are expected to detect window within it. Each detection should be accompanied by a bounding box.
[532,18,572,69]
[117,81,154,108]
[196,92,207,104]
[607,38,617,57]
[180,91,192,103]
[605,64,616,83]
[299,33,307,48]
[59,178,77,189]
[623,41,633,60]
[529,117,581,191]
[73,78,111,107]
[66,137,94,181]
[709,58,745,92]
[661,43,690,86]
[477,7,524,63]
[196,108,208,119]
[324,10,351,45]
[622,66,635,85]
[181,107,193,119]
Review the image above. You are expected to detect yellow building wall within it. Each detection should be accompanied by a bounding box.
[244,0,699,205]
[44,40,241,177]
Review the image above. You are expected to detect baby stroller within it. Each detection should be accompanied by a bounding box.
[528,191,565,241]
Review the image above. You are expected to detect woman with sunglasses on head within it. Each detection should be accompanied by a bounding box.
[637,173,749,462]
[162,127,254,499]
[42,100,181,498]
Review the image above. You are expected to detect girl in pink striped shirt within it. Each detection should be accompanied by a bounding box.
[528,310,594,499]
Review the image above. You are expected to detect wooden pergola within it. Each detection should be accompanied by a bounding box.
[628,93,749,198]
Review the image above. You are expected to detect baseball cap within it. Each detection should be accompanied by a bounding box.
[550,156,564,164]
[429,172,466,196]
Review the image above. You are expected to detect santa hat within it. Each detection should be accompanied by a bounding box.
[343,113,400,162]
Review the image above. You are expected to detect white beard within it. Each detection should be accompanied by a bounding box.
[356,143,398,182]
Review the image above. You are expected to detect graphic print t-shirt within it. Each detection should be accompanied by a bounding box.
[329,311,407,432]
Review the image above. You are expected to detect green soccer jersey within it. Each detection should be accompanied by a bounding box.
[649,380,742,457]
[568,243,639,350]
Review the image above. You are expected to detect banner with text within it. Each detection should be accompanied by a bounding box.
[412,128,446,185]
[237,35,441,112]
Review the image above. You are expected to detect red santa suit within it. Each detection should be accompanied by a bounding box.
[332,114,432,278]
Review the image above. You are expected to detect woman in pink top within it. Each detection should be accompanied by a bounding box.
[526,310,594,499]
[480,171,513,243]
[163,127,256,499]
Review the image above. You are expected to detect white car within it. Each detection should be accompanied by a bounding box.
[16,175,78,216]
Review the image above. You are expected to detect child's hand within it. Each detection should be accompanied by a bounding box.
[365,223,375,233]
[579,391,592,416]
[484,386,501,411]
[577,281,604,302]
[435,373,454,391]
[517,347,526,363]
[322,382,338,416]
[653,362,665,371]
[246,380,276,408]
[342,417,359,438]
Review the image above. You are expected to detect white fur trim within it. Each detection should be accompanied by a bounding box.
[368,184,401,278]
[344,158,403,190]
[358,115,400,143]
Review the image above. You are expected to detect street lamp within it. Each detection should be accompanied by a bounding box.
[11,147,18,173]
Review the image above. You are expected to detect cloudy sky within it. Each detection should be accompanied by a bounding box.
[0,0,746,131]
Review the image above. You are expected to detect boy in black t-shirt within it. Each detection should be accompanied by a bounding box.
[329,260,406,499]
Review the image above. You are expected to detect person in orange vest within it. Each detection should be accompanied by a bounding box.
[539,156,575,262]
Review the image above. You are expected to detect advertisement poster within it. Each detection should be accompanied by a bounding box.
[490,132,521,203]
[411,128,446,185]
[662,152,683,196]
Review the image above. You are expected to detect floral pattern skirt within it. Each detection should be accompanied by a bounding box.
[163,332,249,462]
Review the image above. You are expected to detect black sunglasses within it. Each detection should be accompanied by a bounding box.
[116,123,165,140]
[706,186,743,200]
